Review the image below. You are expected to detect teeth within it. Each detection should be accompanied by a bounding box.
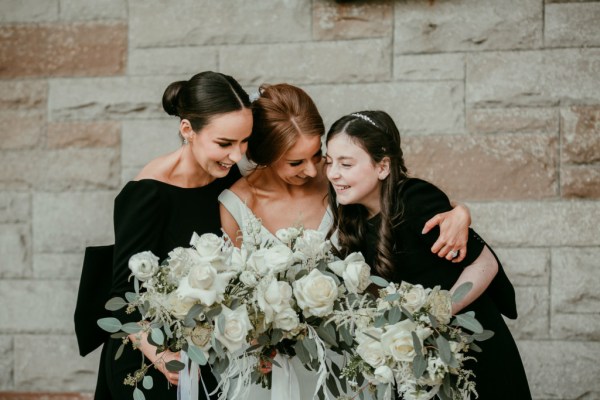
[218,162,232,168]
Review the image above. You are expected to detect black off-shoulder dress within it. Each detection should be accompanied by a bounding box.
[93,166,241,399]
[362,179,531,399]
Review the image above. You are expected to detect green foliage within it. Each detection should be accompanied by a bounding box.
[451,281,473,304]
[105,296,128,311]
[97,317,122,333]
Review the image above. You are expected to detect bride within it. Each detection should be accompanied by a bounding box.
[219,83,471,399]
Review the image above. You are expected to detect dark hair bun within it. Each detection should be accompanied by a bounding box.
[162,80,186,116]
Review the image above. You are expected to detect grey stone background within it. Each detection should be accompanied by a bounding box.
[1,0,599,399]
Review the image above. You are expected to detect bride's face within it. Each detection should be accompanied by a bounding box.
[271,134,323,186]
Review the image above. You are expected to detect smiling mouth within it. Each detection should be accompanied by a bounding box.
[335,185,350,191]
[218,162,233,169]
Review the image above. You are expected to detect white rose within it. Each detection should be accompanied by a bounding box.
[247,245,294,276]
[356,327,387,368]
[373,365,395,385]
[293,269,338,317]
[190,232,224,261]
[256,277,293,323]
[230,247,248,273]
[239,270,258,287]
[275,227,300,245]
[214,305,253,352]
[167,292,196,319]
[381,319,432,362]
[176,262,235,306]
[165,247,196,284]
[294,230,331,260]
[129,251,159,281]
[273,307,300,331]
[426,288,453,325]
[327,259,346,277]
[401,283,428,313]
[343,253,371,294]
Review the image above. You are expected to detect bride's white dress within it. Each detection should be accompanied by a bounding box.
[218,189,333,400]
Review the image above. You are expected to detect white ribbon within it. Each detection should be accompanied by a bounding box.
[178,351,203,400]
[271,353,301,400]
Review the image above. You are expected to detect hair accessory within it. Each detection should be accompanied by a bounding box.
[249,90,261,102]
[351,113,378,128]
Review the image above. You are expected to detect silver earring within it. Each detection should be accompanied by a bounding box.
[183,137,189,145]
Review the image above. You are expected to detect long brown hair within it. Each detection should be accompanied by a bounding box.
[326,111,409,279]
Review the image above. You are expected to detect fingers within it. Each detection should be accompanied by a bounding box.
[422,215,441,235]
[452,246,467,263]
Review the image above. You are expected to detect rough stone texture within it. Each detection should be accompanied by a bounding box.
[0,281,78,333]
[394,0,542,54]
[404,134,558,200]
[0,193,30,223]
[0,149,119,191]
[0,224,31,278]
[519,340,600,399]
[467,49,600,107]
[58,0,127,21]
[220,39,391,85]
[0,23,127,78]
[0,0,58,23]
[48,77,175,121]
[14,335,100,391]
[394,53,464,81]
[0,110,45,150]
[0,394,92,400]
[466,107,558,134]
[561,106,600,164]
[305,81,463,134]
[33,253,86,279]
[312,0,393,40]
[469,201,600,247]
[551,313,600,341]
[0,336,13,390]
[561,165,600,199]
[47,121,120,149]
[33,191,115,253]
[128,47,218,76]
[545,2,600,47]
[506,286,549,339]
[122,120,180,167]
[552,248,600,314]
[494,248,549,287]
[0,80,48,110]
[129,0,311,48]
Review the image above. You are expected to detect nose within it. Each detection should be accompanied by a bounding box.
[326,163,338,181]
[304,160,317,178]
[229,145,243,163]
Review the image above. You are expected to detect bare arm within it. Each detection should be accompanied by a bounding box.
[219,203,242,248]
[128,332,181,385]
[422,203,471,263]
[450,245,498,314]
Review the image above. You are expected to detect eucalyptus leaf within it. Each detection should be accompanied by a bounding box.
[270,329,283,345]
[411,331,422,357]
[184,304,204,326]
[373,315,387,328]
[295,269,309,280]
[163,323,173,339]
[205,304,222,319]
[473,329,495,341]
[451,281,473,304]
[436,335,452,365]
[151,328,164,346]
[105,297,128,311]
[387,306,402,325]
[339,325,354,346]
[97,317,122,333]
[370,275,389,287]
[187,344,208,366]
[125,291,138,303]
[110,332,128,339]
[165,359,185,372]
[428,313,439,329]
[115,342,125,360]
[294,340,311,365]
[121,322,142,334]
[384,292,400,302]
[142,375,153,390]
[412,354,426,378]
[326,373,340,398]
[470,342,482,353]
[455,312,484,334]
[257,334,270,346]
[317,322,337,346]
[217,314,226,336]
[133,387,145,400]
[302,337,318,359]
[134,277,140,295]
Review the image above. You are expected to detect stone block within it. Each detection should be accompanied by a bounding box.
[305,81,464,134]
[0,224,31,278]
[220,39,391,86]
[0,80,47,110]
[0,110,45,150]
[466,107,558,134]
[493,248,549,287]
[49,77,176,121]
[121,167,140,186]
[122,120,180,167]
[403,133,558,200]
[561,106,600,164]
[47,121,120,149]
[551,313,600,341]
[0,281,78,333]
[0,0,58,23]
[0,336,13,390]
[33,191,115,253]
[33,253,85,280]
[545,2,600,47]
[59,0,127,21]
[0,148,119,190]
[552,248,600,314]
[129,0,311,48]
[0,193,30,223]
[14,335,100,392]
[561,165,600,199]
[128,47,218,76]
[506,287,549,339]
[469,201,600,247]
[518,340,600,399]
[467,49,600,107]
[394,0,542,54]
[312,0,393,40]
[0,22,126,78]
[394,53,464,81]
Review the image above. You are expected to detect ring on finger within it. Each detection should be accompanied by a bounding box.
[449,250,459,259]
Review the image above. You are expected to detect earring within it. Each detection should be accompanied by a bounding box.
[183,137,189,145]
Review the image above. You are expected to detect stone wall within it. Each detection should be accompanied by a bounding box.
[0,0,599,399]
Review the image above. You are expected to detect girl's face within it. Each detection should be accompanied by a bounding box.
[271,134,323,186]
[185,108,253,178]
[325,132,388,217]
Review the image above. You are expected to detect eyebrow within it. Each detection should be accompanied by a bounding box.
[287,149,322,162]
[216,134,251,142]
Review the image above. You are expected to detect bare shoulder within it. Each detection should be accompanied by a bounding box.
[228,173,256,206]
[134,153,173,181]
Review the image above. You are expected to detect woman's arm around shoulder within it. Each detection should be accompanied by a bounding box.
[450,245,498,314]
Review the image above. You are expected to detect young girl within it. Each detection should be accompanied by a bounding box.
[324,111,531,399]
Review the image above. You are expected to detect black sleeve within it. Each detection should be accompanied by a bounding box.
[110,181,166,323]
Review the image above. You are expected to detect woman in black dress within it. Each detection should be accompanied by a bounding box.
[92,71,253,399]
[324,111,531,399]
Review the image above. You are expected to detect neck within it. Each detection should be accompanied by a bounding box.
[167,146,216,188]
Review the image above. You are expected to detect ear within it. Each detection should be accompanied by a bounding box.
[377,157,391,180]
[179,119,194,142]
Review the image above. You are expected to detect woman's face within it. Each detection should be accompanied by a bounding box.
[188,108,253,178]
[325,132,387,217]
[271,134,323,186]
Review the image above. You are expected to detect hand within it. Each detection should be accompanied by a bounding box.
[259,348,277,374]
[422,204,471,263]
[154,350,181,385]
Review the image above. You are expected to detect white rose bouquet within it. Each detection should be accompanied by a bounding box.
[332,279,495,400]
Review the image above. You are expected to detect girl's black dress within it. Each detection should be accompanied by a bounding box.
[94,166,241,399]
[362,179,531,399]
